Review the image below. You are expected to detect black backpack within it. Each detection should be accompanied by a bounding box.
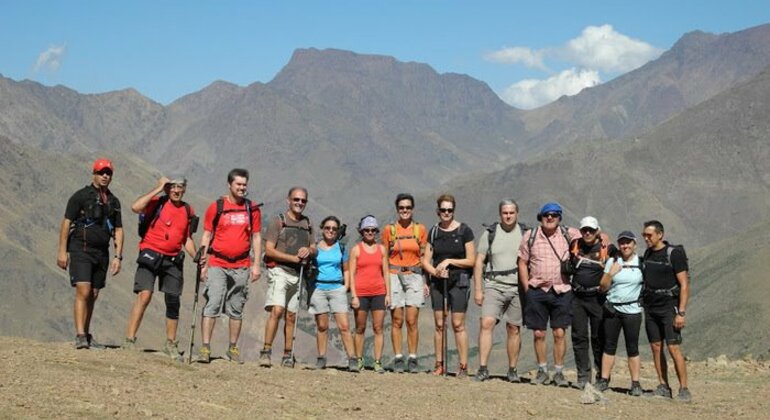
[482,222,528,276]
[207,197,262,262]
[137,195,194,238]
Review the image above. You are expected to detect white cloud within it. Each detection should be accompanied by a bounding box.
[501,68,600,110]
[33,44,67,73]
[560,25,662,73]
[484,47,550,72]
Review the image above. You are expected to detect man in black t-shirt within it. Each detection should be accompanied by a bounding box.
[570,216,616,389]
[57,158,124,350]
[641,220,691,402]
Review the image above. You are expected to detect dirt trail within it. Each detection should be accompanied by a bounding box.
[1,337,769,419]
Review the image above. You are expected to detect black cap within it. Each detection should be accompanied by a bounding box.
[617,230,636,241]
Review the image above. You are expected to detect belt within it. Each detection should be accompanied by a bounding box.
[389,265,422,274]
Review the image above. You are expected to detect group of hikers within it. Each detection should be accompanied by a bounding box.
[57,160,692,402]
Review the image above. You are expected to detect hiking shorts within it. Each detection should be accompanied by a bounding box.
[202,267,249,319]
[357,294,386,312]
[430,280,470,313]
[309,285,349,315]
[524,288,573,331]
[481,282,522,326]
[264,266,300,313]
[69,249,109,289]
[645,306,682,345]
[133,257,183,295]
[389,272,425,309]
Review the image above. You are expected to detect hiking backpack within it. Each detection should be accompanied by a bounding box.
[207,197,262,262]
[482,222,528,277]
[387,222,424,258]
[642,242,688,296]
[137,195,194,239]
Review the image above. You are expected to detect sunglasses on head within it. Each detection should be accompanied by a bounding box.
[292,197,308,204]
[438,208,454,214]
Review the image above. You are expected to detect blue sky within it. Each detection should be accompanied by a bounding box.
[2,1,767,108]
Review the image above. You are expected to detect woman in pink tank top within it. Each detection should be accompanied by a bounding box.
[349,215,391,373]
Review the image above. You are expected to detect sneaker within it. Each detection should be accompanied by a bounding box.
[75,335,89,350]
[258,349,272,367]
[532,369,550,385]
[86,334,106,350]
[122,337,138,351]
[315,356,327,370]
[281,354,295,368]
[574,380,588,390]
[457,364,468,379]
[654,383,673,398]
[348,357,360,372]
[629,381,643,397]
[677,387,692,403]
[507,367,521,383]
[225,346,243,364]
[596,378,609,392]
[393,356,405,373]
[163,340,184,362]
[357,357,365,372]
[374,360,385,374]
[407,357,419,373]
[432,362,445,376]
[197,346,211,364]
[552,371,569,387]
[473,367,490,382]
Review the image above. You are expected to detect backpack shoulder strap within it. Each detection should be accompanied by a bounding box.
[428,224,439,246]
[527,226,539,252]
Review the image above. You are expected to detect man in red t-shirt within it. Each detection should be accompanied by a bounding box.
[197,168,262,363]
[123,176,197,360]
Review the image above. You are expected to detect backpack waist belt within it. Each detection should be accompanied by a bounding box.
[484,267,518,279]
[647,285,680,296]
[315,279,344,284]
[573,283,601,294]
[208,248,250,263]
[389,265,423,274]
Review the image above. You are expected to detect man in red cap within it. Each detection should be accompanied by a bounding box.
[57,158,124,349]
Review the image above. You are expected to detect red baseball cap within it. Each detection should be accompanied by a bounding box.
[93,158,114,173]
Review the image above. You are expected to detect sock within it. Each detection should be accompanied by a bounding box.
[555,365,563,373]
[263,343,272,350]
[395,353,403,359]
[229,342,237,348]
[538,363,547,371]
[409,353,417,359]
[202,343,210,349]
[479,365,487,370]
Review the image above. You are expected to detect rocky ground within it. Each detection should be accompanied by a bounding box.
[1,336,769,419]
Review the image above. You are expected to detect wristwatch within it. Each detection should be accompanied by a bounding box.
[114,255,123,261]
[676,309,686,316]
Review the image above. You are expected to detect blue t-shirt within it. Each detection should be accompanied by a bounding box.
[604,255,643,314]
[314,242,348,291]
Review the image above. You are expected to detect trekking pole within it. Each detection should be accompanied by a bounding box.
[289,261,306,365]
[442,277,448,377]
[186,246,205,364]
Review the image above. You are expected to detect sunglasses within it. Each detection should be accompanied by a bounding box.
[323,226,339,232]
[543,213,560,219]
[580,227,597,234]
[292,197,308,204]
[398,206,413,211]
[362,228,378,234]
[438,208,454,214]
[94,170,113,176]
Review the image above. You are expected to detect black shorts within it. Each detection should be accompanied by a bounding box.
[134,257,184,295]
[524,288,573,330]
[357,294,386,311]
[69,249,109,289]
[430,279,470,313]
[645,306,682,345]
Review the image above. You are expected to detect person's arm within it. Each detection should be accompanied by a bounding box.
[674,270,689,329]
[110,227,124,275]
[250,231,262,282]
[342,254,351,291]
[57,218,72,269]
[184,236,197,258]
[600,260,621,293]
[517,257,529,293]
[381,244,391,306]
[131,177,169,214]
[349,244,360,309]
[473,252,486,306]
[421,243,438,277]
[199,230,212,281]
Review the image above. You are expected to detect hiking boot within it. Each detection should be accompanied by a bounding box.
[574,380,588,390]
[432,361,445,376]
[75,335,89,350]
[507,367,521,383]
[407,357,419,373]
[629,381,644,397]
[532,369,550,385]
[357,357,365,372]
[457,364,468,379]
[348,357,360,372]
[315,356,327,370]
[86,334,106,350]
[654,383,673,398]
[122,337,138,351]
[258,349,272,367]
[473,366,490,382]
[374,360,385,374]
[162,340,184,362]
[224,345,243,364]
[393,356,405,373]
[197,346,211,364]
[677,387,692,403]
[595,378,609,392]
[552,371,569,387]
[281,354,295,368]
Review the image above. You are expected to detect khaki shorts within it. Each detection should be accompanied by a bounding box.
[264,266,301,313]
[202,267,249,319]
[481,282,523,326]
[389,272,425,309]
[309,285,349,315]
